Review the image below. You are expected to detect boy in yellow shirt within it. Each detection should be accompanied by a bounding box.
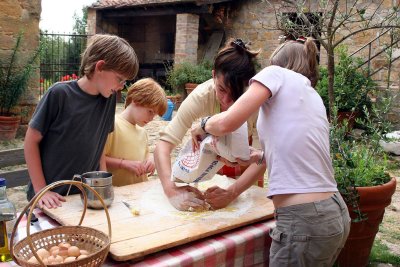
[104,78,167,186]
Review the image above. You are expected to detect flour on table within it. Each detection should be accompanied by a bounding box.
[139,175,253,220]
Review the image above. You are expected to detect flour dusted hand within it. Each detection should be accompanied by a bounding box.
[172,122,250,183]
[167,185,206,211]
[204,186,236,210]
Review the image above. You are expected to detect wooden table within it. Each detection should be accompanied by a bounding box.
[6,210,275,266]
[8,175,275,265]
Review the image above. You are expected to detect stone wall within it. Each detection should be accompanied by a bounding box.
[174,13,199,64]
[226,0,398,70]
[87,0,399,126]
[226,0,400,127]
[86,8,98,36]
[0,0,41,137]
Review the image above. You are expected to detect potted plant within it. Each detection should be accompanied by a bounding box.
[316,46,375,129]
[330,107,397,267]
[0,32,40,140]
[166,61,212,96]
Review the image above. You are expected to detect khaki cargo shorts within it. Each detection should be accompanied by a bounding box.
[269,192,351,267]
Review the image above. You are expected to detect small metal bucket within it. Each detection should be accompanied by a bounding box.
[72,171,114,209]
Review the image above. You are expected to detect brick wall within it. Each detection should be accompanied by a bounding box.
[0,0,41,136]
[174,13,199,64]
[87,8,97,35]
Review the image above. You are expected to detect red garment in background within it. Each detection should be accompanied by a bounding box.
[217,136,264,187]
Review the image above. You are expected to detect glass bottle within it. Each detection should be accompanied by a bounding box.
[0,178,16,262]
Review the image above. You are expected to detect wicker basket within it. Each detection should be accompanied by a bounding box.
[10,180,112,267]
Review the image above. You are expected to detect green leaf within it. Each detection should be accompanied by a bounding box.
[0,31,41,115]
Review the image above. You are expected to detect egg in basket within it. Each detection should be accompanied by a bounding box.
[10,180,112,267]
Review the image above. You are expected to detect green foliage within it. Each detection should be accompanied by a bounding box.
[369,239,400,265]
[0,32,41,116]
[164,89,180,97]
[166,61,212,90]
[38,7,88,94]
[39,33,87,90]
[73,6,88,34]
[333,142,390,188]
[330,101,392,222]
[316,46,375,113]
[357,95,394,139]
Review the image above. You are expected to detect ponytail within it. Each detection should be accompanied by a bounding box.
[229,38,260,59]
[304,38,319,87]
[270,37,319,87]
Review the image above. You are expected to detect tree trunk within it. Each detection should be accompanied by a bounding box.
[327,47,335,119]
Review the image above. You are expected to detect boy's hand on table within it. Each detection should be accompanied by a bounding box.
[122,160,146,176]
[143,159,155,176]
[38,191,66,209]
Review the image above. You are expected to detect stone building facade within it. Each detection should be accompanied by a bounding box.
[88,0,400,125]
[1,1,398,135]
[87,1,214,79]
[236,0,400,124]
[0,0,41,136]
[226,1,399,87]
[88,0,399,80]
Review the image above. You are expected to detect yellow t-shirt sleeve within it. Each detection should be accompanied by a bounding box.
[159,79,216,146]
[104,131,114,156]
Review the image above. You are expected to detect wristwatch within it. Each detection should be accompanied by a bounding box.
[257,150,265,165]
[201,116,211,134]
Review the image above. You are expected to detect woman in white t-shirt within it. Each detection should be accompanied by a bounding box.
[191,37,351,267]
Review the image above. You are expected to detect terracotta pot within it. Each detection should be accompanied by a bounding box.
[336,177,397,267]
[0,115,21,141]
[337,111,360,130]
[185,83,198,95]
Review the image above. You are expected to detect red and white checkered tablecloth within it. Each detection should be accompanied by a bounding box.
[4,210,275,267]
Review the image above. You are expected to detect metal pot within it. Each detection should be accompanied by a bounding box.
[74,171,114,209]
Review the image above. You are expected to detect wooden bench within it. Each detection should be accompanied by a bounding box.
[0,148,29,188]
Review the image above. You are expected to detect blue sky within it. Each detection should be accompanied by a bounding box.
[40,0,97,33]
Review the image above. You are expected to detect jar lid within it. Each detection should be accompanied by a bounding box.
[0,178,5,186]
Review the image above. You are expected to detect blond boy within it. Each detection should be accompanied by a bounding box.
[105,78,167,186]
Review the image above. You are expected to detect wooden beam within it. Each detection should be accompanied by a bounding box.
[101,5,210,18]
[0,148,25,168]
[0,148,29,187]
[195,0,232,4]
[203,31,224,62]
[3,170,30,188]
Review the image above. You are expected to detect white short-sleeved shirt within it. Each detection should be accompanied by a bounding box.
[251,66,337,197]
